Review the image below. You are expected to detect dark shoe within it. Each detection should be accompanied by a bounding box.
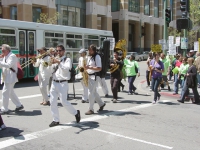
[113,99,117,103]
[133,91,138,95]
[85,110,94,115]
[105,94,109,98]
[168,86,171,91]
[99,103,106,111]
[15,105,24,112]
[43,101,50,106]
[0,109,9,115]
[82,100,88,103]
[49,121,59,127]
[75,110,81,123]
[128,92,133,95]
[0,124,6,130]
[157,96,161,101]
[177,100,184,103]
[122,85,125,91]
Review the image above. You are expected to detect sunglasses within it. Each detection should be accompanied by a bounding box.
[56,50,63,52]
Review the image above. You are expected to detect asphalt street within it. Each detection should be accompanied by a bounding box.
[0,61,199,150]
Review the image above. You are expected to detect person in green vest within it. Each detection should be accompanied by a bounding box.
[179,57,189,88]
[124,54,140,95]
[160,53,171,91]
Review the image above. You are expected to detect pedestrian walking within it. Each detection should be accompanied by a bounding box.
[146,52,153,87]
[0,44,24,114]
[173,55,182,95]
[150,53,164,104]
[49,45,80,127]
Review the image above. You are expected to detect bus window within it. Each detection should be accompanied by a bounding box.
[0,29,16,47]
[84,35,99,49]
[66,34,82,49]
[19,31,25,56]
[45,32,63,48]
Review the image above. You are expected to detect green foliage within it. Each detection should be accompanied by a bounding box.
[37,12,60,24]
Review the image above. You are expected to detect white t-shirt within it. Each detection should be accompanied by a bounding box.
[87,55,101,79]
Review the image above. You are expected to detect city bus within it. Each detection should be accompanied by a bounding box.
[0,19,113,79]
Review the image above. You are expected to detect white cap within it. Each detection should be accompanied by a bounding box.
[189,50,194,52]
[79,48,86,53]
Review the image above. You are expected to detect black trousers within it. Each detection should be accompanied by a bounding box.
[118,79,124,91]
[146,70,150,86]
[0,115,4,126]
[111,76,119,99]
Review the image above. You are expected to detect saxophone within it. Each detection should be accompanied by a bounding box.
[79,57,89,87]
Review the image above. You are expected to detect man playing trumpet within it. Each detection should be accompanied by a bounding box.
[32,47,52,105]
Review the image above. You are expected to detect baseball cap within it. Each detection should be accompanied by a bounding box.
[79,48,86,53]
[189,50,194,52]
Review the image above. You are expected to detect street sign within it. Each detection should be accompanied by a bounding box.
[181,37,188,49]
[169,44,176,55]
[151,44,162,52]
[159,39,167,50]
[107,38,115,50]
[175,37,180,46]
[194,41,199,52]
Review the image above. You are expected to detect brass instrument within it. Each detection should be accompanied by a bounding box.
[21,49,53,69]
[110,39,127,73]
[79,57,88,87]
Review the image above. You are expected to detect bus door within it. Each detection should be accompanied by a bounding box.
[18,30,37,78]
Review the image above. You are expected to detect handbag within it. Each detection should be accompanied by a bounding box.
[10,62,24,79]
[134,61,138,73]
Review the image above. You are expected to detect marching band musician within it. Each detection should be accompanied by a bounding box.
[0,44,24,114]
[110,51,124,103]
[85,44,106,115]
[32,47,51,106]
[76,48,89,103]
[49,45,80,127]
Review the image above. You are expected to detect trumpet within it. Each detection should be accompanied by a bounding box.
[21,49,53,69]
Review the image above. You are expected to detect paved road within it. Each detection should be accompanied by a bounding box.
[0,61,199,150]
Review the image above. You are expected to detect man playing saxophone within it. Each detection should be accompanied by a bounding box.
[76,49,88,103]
[32,47,51,105]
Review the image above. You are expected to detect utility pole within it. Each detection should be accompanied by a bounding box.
[163,0,168,55]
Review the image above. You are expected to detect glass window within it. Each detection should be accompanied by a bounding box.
[85,35,99,39]
[55,33,63,37]
[68,7,76,26]
[76,8,80,27]
[84,39,99,49]
[32,7,42,22]
[61,6,68,25]
[0,29,15,34]
[75,35,82,39]
[66,40,82,48]
[45,32,54,37]
[45,38,64,48]
[67,34,74,38]
[111,0,120,12]
[144,0,150,15]
[0,29,16,47]
[128,0,140,13]
[154,0,159,18]
[10,6,17,20]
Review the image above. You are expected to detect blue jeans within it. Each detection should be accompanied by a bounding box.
[174,74,179,93]
[197,73,200,85]
[128,76,136,93]
[151,77,162,101]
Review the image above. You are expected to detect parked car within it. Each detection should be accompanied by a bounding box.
[141,51,149,60]
[126,52,143,61]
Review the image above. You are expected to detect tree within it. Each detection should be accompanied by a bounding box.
[168,0,200,48]
[37,12,60,24]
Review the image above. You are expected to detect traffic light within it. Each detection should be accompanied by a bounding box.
[165,8,171,27]
[180,0,190,18]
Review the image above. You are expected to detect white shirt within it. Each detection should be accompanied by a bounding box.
[87,55,101,74]
[33,55,51,80]
[0,52,18,84]
[78,56,87,68]
[52,56,72,80]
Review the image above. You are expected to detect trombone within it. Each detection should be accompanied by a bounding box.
[21,49,53,69]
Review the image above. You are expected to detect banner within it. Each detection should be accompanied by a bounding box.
[151,44,162,52]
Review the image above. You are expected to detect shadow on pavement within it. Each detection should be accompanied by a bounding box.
[75,121,100,134]
[117,100,152,104]
[6,110,42,116]
[0,127,24,138]
[158,101,180,105]
[98,110,141,116]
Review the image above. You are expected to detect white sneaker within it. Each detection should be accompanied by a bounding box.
[152,101,156,104]
[0,124,6,130]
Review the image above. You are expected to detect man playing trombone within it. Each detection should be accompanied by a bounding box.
[32,47,52,105]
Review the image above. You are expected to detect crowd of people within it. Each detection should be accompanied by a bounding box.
[0,43,200,131]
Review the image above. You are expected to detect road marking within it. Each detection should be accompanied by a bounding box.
[0,101,173,149]
[90,127,173,149]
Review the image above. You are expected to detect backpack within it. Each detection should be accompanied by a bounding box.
[92,39,110,78]
[63,57,76,83]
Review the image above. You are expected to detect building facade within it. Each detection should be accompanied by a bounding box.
[0,0,181,52]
